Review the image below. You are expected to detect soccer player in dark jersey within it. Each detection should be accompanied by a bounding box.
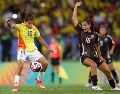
[85,25,120,87]
[72,1,120,90]
[99,25,120,86]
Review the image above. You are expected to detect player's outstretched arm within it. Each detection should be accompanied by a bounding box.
[72,1,82,27]
[7,19,15,28]
[37,36,53,52]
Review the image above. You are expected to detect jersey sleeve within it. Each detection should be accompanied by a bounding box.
[95,32,99,45]
[14,24,21,31]
[34,27,40,37]
[107,35,115,46]
[75,23,82,32]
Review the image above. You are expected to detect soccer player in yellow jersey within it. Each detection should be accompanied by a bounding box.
[7,9,53,91]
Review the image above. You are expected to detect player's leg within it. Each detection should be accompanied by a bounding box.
[51,65,55,83]
[37,56,48,79]
[35,56,48,88]
[108,63,119,86]
[12,50,26,92]
[12,60,25,91]
[28,50,48,88]
[98,62,120,90]
[56,65,62,84]
[85,71,92,87]
[51,58,56,83]
[83,58,99,88]
[13,59,24,86]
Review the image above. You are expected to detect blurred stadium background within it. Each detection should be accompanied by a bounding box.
[0,0,120,93]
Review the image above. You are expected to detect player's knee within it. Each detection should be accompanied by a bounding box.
[91,63,97,69]
[18,60,24,69]
[105,69,111,75]
[42,62,48,69]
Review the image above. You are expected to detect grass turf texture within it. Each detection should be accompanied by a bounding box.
[0,85,120,94]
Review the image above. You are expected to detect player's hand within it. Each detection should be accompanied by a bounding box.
[109,51,113,55]
[48,49,54,53]
[75,1,82,7]
[100,56,106,62]
[7,19,14,28]
[7,19,11,27]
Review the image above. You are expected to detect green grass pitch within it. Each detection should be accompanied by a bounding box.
[0,84,120,94]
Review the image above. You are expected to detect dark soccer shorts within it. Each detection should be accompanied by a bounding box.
[80,55,103,67]
[51,58,60,66]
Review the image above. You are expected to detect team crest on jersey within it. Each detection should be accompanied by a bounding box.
[91,35,94,38]
[105,38,108,42]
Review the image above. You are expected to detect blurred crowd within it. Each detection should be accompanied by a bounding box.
[0,0,120,62]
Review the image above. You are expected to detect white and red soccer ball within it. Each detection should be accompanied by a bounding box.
[30,62,42,72]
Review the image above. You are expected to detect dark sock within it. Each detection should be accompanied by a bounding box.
[59,78,62,84]
[111,70,119,83]
[51,72,54,83]
[88,71,91,83]
[108,79,115,88]
[91,75,98,86]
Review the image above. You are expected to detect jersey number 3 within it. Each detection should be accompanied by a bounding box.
[28,31,32,36]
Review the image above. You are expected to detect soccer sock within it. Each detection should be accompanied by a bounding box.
[51,72,55,83]
[91,75,98,86]
[111,69,119,83]
[59,77,62,84]
[37,72,45,81]
[108,79,115,88]
[14,75,20,86]
[88,71,91,83]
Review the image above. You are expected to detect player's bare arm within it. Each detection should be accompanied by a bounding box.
[109,45,115,55]
[95,44,106,62]
[36,36,53,52]
[72,1,82,27]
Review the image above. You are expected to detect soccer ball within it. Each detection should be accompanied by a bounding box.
[30,62,42,72]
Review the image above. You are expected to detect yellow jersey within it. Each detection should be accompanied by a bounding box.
[14,23,40,51]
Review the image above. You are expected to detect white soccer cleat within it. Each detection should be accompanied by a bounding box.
[84,83,92,87]
[111,87,120,90]
[116,83,120,87]
[92,86,102,90]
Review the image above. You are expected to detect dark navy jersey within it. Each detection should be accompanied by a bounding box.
[75,23,99,58]
[99,34,115,58]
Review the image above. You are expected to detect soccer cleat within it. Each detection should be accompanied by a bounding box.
[84,83,92,87]
[116,83,120,87]
[12,86,18,92]
[35,78,46,89]
[111,87,120,90]
[92,86,102,90]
